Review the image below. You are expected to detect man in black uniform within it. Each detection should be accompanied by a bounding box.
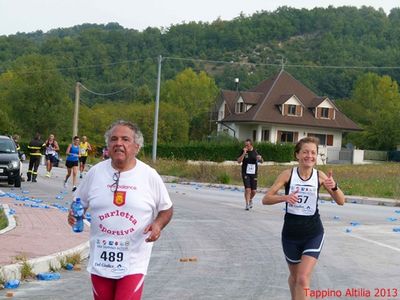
[237,139,263,210]
[27,133,44,182]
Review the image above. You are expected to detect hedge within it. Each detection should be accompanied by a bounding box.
[19,141,295,163]
[141,141,295,162]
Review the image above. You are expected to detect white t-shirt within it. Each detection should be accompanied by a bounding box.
[76,159,172,278]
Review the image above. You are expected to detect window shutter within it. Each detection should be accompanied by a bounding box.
[296,105,301,116]
[224,103,228,117]
[294,132,299,142]
[317,107,322,118]
[328,108,334,119]
[327,135,333,146]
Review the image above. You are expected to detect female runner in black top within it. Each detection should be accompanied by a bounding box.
[262,137,345,300]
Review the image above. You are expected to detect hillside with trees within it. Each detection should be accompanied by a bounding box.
[0,6,399,150]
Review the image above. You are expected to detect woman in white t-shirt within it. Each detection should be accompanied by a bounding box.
[262,137,345,300]
[44,134,59,177]
[68,120,173,300]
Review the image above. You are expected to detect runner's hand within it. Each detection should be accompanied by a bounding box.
[144,222,161,243]
[285,188,299,205]
[323,170,336,190]
[67,210,76,227]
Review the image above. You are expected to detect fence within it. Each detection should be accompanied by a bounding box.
[388,151,400,162]
[364,150,388,161]
[338,149,352,161]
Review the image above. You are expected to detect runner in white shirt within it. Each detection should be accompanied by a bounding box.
[262,137,345,300]
[68,120,173,300]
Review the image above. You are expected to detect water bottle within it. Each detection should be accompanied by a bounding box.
[71,198,84,233]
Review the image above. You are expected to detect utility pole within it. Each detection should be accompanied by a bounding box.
[152,55,162,162]
[73,82,80,137]
[277,55,286,71]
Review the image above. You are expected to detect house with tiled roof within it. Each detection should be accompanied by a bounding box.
[214,69,361,161]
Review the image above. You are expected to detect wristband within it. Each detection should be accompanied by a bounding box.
[332,182,338,191]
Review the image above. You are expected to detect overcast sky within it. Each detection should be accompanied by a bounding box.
[0,0,398,36]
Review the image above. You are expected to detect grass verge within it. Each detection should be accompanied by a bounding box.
[0,207,8,231]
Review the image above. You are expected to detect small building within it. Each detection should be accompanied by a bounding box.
[213,69,361,162]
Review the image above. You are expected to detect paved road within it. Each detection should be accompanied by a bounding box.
[1,165,400,299]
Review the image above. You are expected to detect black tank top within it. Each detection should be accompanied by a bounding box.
[282,168,324,239]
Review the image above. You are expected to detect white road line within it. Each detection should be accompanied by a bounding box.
[349,234,400,253]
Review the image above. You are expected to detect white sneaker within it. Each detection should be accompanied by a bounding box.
[249,200,253,209]
[63,181,67,188]
[245,204,250,211]
[46,172,51,178]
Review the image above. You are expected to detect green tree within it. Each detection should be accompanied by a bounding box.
[82,101,189,147]
[0,71,19,134]
[161,68,218,140]
[136,84,153,104]
[338,73,400,150]
[0,54,73,140]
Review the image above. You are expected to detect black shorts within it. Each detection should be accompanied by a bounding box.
[45,154,56,163]
[242,174,257,190]
[79,156,87,164]
[66,160,79,168]
[282,232,325,264]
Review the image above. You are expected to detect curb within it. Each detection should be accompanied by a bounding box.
[0,203,90,281]
[0,241,89,281]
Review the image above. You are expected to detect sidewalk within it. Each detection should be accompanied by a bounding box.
[0,195,89,281]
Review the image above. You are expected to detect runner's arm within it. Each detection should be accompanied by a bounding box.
[54,141,60,152]
[262,169,296,205]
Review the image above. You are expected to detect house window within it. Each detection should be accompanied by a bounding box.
[262,130,270,141]
[308,133,334,146]
[252,130,257,142]
[288,105,297,115]
[235,101,245,113]
[278,131,298,143]
[321,107,329,118]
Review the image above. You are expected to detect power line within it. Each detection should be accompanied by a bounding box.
[1,57,151,75]
[79,83,130,96]
[285,64,400,70]
[163,56,400,70]
[3,55,400,77]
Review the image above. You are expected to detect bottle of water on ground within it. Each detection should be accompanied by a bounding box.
[71,198,84,233]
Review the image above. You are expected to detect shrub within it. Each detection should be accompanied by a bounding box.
[142,141,294,162]
[217,172,231,184]
[14,256,35,280]
[20,260,35,280]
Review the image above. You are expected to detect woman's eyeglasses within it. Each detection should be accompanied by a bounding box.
[110,171,120,193]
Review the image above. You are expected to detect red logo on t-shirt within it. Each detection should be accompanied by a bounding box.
[113,191,126,207]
